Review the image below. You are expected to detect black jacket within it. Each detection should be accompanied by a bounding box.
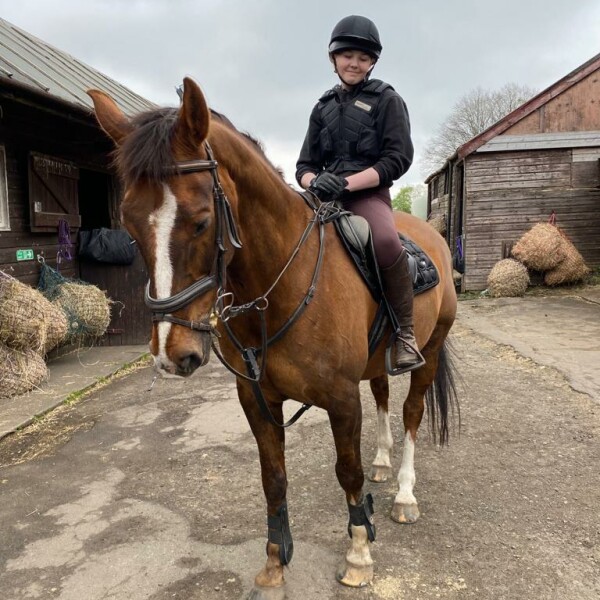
[296,79,414,188]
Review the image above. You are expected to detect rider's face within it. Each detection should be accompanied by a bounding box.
[332,50,375,87]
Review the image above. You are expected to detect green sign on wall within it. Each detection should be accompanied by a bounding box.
[16,249,35,261]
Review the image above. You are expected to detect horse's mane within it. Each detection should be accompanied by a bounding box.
[116,106,284,184]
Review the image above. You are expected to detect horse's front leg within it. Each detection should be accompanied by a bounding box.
[237,382,290,594]
[328,386,376,588]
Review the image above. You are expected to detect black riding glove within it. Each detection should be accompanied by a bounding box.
[309,172,348,201]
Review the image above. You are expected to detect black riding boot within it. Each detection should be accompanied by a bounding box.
[380,250,426,374]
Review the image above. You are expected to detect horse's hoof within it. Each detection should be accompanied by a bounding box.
[391,502,420,524]
[254,565,284,589]
[368,464,392,482]
[336,562,374,588]
[247,585,286,600]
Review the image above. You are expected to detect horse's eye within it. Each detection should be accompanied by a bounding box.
[194,218,210,236]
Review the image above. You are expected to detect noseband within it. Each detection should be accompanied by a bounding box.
[144,142,242,331]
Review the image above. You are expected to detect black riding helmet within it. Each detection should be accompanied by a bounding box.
[328,15,382,60]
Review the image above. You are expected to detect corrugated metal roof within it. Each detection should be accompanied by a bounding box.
[0,17,155,116]
[477,131,600,152]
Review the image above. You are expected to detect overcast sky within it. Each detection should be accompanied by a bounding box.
[1,0,599,189]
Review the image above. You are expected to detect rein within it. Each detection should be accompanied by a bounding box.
[144,143,342,427]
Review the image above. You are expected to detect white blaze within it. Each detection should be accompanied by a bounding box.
[151,184,178,365]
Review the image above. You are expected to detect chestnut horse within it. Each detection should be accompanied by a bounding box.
[88,78,458,594]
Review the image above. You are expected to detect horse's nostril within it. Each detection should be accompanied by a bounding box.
[179,352,202,373]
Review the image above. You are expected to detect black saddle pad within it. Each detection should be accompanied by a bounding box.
[332,219,440,299]
[399,234,440,295]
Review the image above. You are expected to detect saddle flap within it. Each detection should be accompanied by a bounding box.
[339,214,370,250]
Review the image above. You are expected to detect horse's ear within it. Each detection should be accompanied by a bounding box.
[87,89,134,146]
[176,77,210,148]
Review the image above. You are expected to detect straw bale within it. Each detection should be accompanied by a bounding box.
[0,277,48,352]
[53,282,111,340]
[0,344,49,399]
[511,223,565,271]
[544,232,590,286]
[487,259,530,298]
[427,214,447,235]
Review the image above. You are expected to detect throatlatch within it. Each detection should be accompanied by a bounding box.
[347,493,376,542]
[267,501,294,565]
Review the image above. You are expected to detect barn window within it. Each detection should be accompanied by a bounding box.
[0,146,9,230]
[571,148,600,188]
[28,152,81,233]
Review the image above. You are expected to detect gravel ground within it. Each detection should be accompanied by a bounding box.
[0,318,599,600]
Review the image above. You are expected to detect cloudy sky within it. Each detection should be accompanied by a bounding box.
[1,0,599,189]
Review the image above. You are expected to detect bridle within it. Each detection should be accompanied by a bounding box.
[144,142,241,332]
[143,141,345,427]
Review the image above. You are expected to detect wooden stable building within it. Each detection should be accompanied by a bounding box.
[0,18,155,344]
[426,53,600,291]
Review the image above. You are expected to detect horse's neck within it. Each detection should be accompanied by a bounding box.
[214,133,312,301]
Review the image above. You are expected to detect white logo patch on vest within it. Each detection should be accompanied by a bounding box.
[354,100,372,112]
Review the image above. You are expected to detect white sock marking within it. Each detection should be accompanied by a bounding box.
[346,525,374,569]
[372,408,393,469]
[395,432,417,505]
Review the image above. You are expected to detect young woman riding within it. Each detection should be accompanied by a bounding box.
[296,14,424,374]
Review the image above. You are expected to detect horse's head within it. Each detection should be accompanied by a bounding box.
[88,78,238,377]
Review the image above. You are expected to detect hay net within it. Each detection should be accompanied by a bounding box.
[37,260,111,340]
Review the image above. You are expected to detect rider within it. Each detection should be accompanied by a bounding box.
[296,15,424,374]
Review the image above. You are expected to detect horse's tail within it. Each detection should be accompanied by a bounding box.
[425,339,460,446]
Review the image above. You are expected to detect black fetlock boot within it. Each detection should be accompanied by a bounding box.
[380,251,426,375]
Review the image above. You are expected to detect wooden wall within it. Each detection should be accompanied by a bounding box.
[0,94,152,344]
[427,171,449,219]
[0,96,112,285]
[463,149,600,290]
[505,71,600,135]
[79,251,151,347]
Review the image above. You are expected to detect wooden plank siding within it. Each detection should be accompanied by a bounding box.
[79,251,152,347]
[506,71,600,136]
[427,172,448,219]
[463,149,600,290]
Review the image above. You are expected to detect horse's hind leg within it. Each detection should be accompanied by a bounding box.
[391,329,451,524]
[368,375,394,482]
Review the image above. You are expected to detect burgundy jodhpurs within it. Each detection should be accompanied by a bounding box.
[341,187,403,269]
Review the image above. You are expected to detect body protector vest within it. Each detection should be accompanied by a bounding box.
[317,79,392,175]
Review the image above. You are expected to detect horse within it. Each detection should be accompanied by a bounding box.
[88,77,458,595]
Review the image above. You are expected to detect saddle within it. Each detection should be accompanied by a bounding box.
[333,210,440,357]
[335,212,439,299]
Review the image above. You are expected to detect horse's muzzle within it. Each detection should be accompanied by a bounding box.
[156,332,212,377]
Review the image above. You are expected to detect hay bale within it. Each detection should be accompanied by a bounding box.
[427,214,446,235]
[511,223,565,271]
[0,276,48,353]
[0,344,49,399]
[487,259,530,298]
[544,232,590,286]
[53,282,111,340]
[40,302,68,354]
